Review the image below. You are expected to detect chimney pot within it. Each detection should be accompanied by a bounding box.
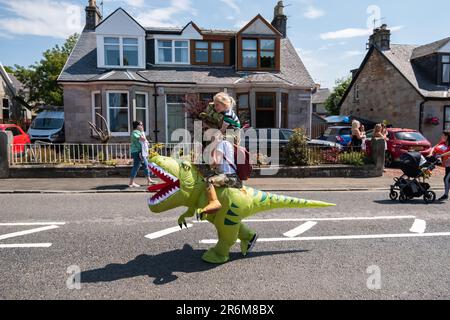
[271,1,287,38]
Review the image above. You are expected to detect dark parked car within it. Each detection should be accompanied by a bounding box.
[318,126,352,146]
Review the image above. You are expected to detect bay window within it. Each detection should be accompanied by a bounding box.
[157,40,189,64]
[92,92,102,130]
[135,93,148,133]
[107,92,129,134]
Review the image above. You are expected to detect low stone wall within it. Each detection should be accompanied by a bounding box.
[8,164,381,179]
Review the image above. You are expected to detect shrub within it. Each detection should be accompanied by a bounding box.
[338,151,366,166]
[283,128,312,166]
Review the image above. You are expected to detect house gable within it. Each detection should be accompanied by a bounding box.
[340,48,424,130]
[96,8,145,36]
[438,40,450,53]
[238,14,282,36]
[95,8,146,69]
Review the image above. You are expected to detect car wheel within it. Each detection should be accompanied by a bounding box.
[385,151,393,167]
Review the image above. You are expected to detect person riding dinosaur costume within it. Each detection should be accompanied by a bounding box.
[147,155,335,264]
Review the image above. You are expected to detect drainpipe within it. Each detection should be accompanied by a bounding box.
[153,83,159,142]
[419,99,427,134]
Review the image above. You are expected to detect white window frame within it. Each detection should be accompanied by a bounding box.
[104,37,121,67]
[100,36,144,69]
[156,40,190,65]
[165,94,188,143]
[122,37,139,67]
[106,90,130,136]
[91,91,101,135]
[134,92,149,135]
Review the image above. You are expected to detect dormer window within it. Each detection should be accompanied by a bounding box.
[103,36,140,68]
[157,40,189,64]
[442,55,450,84]
[241,38,277,70]
[193,41,226,65]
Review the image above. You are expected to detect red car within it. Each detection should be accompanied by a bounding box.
[0,124,31,154]
[366,128,432,167]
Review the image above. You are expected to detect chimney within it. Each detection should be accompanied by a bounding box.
[85,0,102,31]
[271,1,287,38]
[368,24,391,51]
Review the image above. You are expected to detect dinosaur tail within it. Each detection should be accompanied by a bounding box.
[243,187,335,214]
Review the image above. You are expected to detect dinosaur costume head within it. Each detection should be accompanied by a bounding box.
[147,155,204,213]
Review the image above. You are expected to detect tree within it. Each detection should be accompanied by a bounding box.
[3,66,14,73]
[13,33,79,107]
[324,76,352,115]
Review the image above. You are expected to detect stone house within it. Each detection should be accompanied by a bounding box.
[339,25,450,144]
[58,0,315,143]
[312,87,331,116]
[0,63,30,125]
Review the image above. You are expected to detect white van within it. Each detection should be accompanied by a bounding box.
[28,111,65,143]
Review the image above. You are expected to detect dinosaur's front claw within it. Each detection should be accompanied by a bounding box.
[179,224,183,229]
[183,222,188,228]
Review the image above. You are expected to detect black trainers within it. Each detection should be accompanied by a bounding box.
[439,195,449,201]
[247,233,259,253]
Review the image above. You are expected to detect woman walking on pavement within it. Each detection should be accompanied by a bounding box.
[129,121,155,188]
[428,131,450,201]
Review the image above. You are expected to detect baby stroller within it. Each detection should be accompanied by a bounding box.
[389,152,439,204]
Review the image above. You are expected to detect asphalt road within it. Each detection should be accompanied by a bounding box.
[0,191,449,300]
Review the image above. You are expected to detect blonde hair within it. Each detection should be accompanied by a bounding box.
[374,124,382,134]
[214,92,236,110]
[351,120,361,134]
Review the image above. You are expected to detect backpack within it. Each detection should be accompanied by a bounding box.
[224,144,253,181]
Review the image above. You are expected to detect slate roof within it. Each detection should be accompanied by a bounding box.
[58,29,314,88]
[411,37,450,60]
[382,44,450,98]
[312,88,331,104]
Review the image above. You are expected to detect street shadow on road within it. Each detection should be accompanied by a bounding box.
[80,244,309,285]
[92,185,132,191]
[373,199,445,205]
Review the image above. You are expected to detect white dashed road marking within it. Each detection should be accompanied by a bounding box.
[145,224,194,240]
[409,219,427,234]
[0,223,65,248]
[283,221,317,238]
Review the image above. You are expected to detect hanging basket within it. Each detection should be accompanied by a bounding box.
[425,116,440,126]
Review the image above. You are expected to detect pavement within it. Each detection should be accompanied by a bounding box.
[1,191,449,300]
[0,168,446,193]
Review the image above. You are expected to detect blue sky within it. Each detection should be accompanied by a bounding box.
[0,0,449,88]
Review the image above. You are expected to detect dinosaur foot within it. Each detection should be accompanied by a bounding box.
[202,248,230,264]
[240,232,258,257]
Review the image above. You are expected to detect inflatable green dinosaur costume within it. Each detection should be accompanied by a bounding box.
[147,155,335,264]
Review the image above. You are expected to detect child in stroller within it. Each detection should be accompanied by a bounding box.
[390,152,440,203]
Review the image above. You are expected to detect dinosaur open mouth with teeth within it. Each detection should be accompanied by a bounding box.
[147,163,180,206]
